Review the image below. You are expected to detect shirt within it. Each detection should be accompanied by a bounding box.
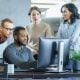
[57,19,80,39]
[3,43,35,67]
[0,29,7,43]
[26,21,51,51]
[57,19,80,57]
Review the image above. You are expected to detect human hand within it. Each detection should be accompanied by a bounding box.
[31,48,38,55]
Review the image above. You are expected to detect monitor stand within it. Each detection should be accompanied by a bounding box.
[58,41,64,72]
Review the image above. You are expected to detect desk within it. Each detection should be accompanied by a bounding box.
[7,71,80,79]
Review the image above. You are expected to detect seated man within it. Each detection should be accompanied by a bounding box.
[3,26,37,69]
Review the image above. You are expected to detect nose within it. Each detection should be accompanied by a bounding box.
[24,36,28,42]
[34,14,38,18]
[9,29,13,34]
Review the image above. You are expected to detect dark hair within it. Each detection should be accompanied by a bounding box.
[28,6,41,16]
[61,3,80,24]
[13,26,25,36]
[13,26,29,42]
[1,18,13,27]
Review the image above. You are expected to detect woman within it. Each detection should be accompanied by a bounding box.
[57,3,80,39]
[57,3,80,70]
[26,6,52,59]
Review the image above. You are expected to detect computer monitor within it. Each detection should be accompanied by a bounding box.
[37,37,70,69]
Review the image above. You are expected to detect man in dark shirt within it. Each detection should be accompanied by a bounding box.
[3,26,36,69]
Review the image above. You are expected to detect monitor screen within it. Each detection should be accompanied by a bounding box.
[37,38,70,68]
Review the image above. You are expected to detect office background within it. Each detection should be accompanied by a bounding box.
[0,0,80,56]
[0,0,30,26]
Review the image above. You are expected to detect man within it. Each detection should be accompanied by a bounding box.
[3,27,36,69]
[0,18,13,43]
[0,18,14,59]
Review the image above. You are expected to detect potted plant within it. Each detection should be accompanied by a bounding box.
[71,51,80,71]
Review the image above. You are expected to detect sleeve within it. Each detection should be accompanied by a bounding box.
[70,26,80,51]
[3,47,23,67]
[28,49,36,61]
[45,23,52,37]
[69,20,80,57]
[56,23,63,38]
[25,25,30,33]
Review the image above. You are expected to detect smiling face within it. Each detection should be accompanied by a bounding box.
[15,30,28,46]
[30,10,41,24]
[61,7,72,21]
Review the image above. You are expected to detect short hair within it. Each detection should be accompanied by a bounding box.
[61,3,80,24]
[13,26,25,36]
[28,6,41,16]
[1,18,13,27]
[13,26,29,42]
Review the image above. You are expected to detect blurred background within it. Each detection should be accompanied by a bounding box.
[0,0,80,43]
[0,0,80,34]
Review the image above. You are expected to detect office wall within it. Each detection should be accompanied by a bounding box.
[0,0,31,44]
[0,0,31,26]
[43,18,60,36]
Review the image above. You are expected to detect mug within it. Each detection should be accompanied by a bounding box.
[7,64,14,74]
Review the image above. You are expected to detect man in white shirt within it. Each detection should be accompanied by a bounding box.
[0,18,14,59]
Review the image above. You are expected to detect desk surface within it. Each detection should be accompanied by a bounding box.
[0,71,80,79]
[7,71,80,79]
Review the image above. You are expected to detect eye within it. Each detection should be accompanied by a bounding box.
[37,13,40,15]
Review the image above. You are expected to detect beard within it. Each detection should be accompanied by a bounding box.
[15,39,27,46]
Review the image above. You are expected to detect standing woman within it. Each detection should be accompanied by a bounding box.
[57,3,80,39]
[26,6,52,59]
[57,3,80,70]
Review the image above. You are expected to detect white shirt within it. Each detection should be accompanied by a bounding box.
[0,41,7,58]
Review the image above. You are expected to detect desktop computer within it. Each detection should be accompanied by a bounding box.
[14,37,70,72]
[37,37,70,72]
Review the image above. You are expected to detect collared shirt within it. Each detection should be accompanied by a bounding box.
[57,19,80,39]
[57,19,80,55]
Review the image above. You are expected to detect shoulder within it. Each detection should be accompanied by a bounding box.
[75,19,80,22]
[26,23,32,29]
[5,43,15,51]
[41,22,50,29]
[25,23,32,32]
[74,19,80,29]
[73,19,80,26]
[42,22,49,26]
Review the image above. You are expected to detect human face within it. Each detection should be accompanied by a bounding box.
[62,7,72,21]
[16,30,28,46]
[2,22,13,38]
[30,10,41,24]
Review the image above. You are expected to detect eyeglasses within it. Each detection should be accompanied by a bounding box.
[3,27,13,31]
